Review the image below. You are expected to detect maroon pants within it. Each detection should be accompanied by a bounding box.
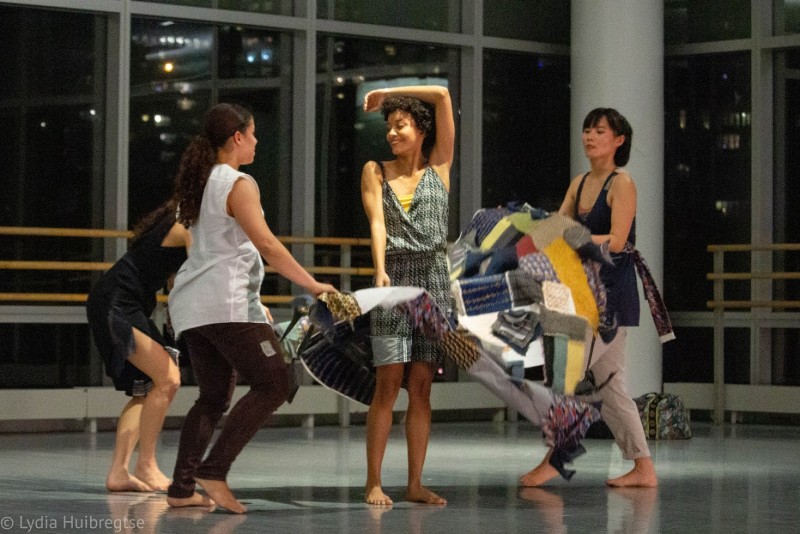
[167,322,289,499]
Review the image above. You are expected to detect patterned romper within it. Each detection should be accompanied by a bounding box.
[370,164,452,366]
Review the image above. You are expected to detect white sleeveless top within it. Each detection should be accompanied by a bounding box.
[168,163,267,337]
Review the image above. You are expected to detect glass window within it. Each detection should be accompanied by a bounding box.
[662,327,750,383]
[482,51,570,211]
[0,324,92,388]
[772,329,800,385]
[773,49,800,389]
[130,18,214,225]
[129,19,292,237]
[484,0,570,44]
[665,0,750,44]
[317,0,460,32]
[774,50,800,303]
[774,0,800,35]
[314,35,460,241]
[662,326,714,383]
[0,6,106,390]
[219,27,286,79]
[138,0,292,14]
[664,53,751,312]
[0,5,106,294]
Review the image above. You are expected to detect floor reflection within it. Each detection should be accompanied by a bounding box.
[0,421,797,533]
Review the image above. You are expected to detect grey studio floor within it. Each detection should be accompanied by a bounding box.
[0,418,798,534]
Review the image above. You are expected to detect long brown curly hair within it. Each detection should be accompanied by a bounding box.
[175,103,253,226]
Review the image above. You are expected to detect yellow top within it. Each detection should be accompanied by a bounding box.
[396,193,413,212]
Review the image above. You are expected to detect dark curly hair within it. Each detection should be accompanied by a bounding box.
[583,108,633,167]
[175,103,253,227]
[381,96,436,158]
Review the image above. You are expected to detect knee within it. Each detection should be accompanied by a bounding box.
[405,381,432,404]
[405,369,433,400]
[152,370,181,401]
[195,389,233,415]
[251,371,291,407]
[162,375,181,401]
[406,387,432,411]
[193,398,230,419]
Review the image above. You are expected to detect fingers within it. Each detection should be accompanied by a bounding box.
[363,90,384,112]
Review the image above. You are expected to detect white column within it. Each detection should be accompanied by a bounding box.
[571,0,664,396]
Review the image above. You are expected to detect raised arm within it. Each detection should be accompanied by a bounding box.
[364,85,455,178]
[360,161,391,287]
[227,177,336,296]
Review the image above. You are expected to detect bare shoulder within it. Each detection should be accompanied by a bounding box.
[566,173,585,194]
[361,160,384,181]
[611,170,636,190]
[231,174,260,196]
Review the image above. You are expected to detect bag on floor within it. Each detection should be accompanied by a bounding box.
[634,392,692,440]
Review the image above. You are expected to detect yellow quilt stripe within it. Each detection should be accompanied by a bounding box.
[543,237,599,330]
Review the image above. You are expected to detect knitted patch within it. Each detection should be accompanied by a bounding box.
[515,234,538,258]
[518,252,560,283]
[539,307,588,341]
[542,281,576,315]
[507,211,538,234]
[479,217,521,252]
[564,338,586,395]
[491,309,540,352]
[505,269,544,306]
[543,238,599,330]
[464,207,513,246]
[455,274,512,315]
[527,213,580,251]
[547,335,586,395]
[550,334,569,394]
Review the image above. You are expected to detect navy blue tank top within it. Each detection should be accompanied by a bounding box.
[575,172,639,327]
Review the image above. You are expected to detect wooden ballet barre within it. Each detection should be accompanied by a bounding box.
[278,235,372,246]
[706,241,800,424]
[0,293,89,303]
[0,226,371,247]
[266,265,375,276]
[0,226,132,239]
[1,261,374,276]
[707,243,800,252]
[707,272,800,281]
[0,261,113,271]
[0,293,295,304]
[0,227,373,306]
[706,300,800,309]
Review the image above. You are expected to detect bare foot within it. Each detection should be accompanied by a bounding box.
[519,461,559,487]
[195,478,247,514]
[406,485,447,505]
[166,492,215,509]
[106,471,153,492]
[134,466,171,492]
[366,484,393,506]
[606,457,658,488]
